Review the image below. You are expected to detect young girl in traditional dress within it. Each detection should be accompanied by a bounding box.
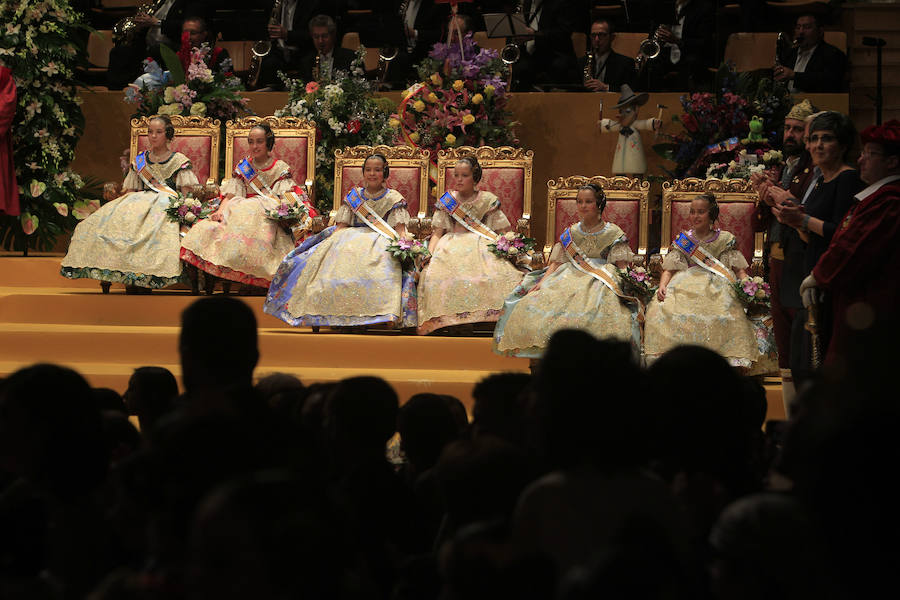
[644,193,759,366]
[61,115,198,291]
[264,154,416,328]
[494,184,641,357]
[180,123,301,290]
[416,156,525,335]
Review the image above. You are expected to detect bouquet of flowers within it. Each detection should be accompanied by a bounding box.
[488,231,535,260]
[276,48,395,214]
[125,33,249,124]
[264,200,309,222]
[617,265,657,303]
[392,34,517,157]
[654,65,792,178]
[164,194,212,226]
[386,237,430,264]
[733,276,772,310]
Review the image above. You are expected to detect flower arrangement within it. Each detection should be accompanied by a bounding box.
[488,231,535,260]
[617,265,657,303]
[125,34,248,124]
[276,48,395,214]
[264,200,309,222]
[654,65,792,178]
[392,34,517,158]
[386,237,429,264]
[164,193,212,226]
[706,148,785,181]
[733,275,771,310]
[0,0,103,251]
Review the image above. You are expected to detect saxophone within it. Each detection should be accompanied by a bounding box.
[247,0,284,89]
[312,53,321,81]
[112,0,168,44]
[398,0,412,51]
[583,50,594,86]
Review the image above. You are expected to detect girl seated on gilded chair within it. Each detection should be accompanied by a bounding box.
[493,184,641,357]
[181,123,310,291]
[264,153,417,328]
[61,115,199,292]
[644,192,759,367]
[417,156,526,335]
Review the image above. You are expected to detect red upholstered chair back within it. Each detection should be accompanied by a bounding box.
[436,146,534,234]
[545,176,650,258]
[131,115,221,186]
[224,116,315,185]
[661,178,763,270]
[333,146,430,219]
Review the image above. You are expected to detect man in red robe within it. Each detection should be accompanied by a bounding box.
[800,120,900,366]
[0,65,19,217]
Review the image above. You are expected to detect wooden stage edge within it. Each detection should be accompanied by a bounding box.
[72,90,848,250]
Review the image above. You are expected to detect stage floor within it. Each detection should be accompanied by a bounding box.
[0,255,785,420]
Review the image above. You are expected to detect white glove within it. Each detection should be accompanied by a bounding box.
[799,273,819,308]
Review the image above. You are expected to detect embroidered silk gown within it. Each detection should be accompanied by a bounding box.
[644,229,759,366]
[494,221,641,357]
[264,188,416,327]
[417,191,525,335]
[180,158,297,287]
[60,152,198,288]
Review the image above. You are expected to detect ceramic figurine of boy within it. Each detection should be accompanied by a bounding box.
[598,84,662,176]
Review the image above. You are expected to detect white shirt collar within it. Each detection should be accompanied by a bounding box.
[855,174,900,201]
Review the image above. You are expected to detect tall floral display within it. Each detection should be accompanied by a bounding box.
[0,0,98,251]
[393,34,517,158]
[125,33,248,124]
[276,48,395,214]
[654,66,792,179]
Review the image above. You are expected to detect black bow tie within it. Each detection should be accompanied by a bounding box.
[620,126,634,136]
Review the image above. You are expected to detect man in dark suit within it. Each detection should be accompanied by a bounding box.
[251,0,346,89]
[579,19,636,92]
[647,0,715,91]
[513,0,582,90]
[297,15,357,82]
[774,13,847,93]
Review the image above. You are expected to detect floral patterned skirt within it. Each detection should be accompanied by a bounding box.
[416,232,525,335]
[644,267,760,366]
[264,225,417,327]
[494,261,641,358]
[60,190,184,288]
[180,195,294,287]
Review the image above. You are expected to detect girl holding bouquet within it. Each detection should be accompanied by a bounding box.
[61,115,198,291]
[264,154,417,328]
[181,123,306,289]
[644,193,759,366]
[493,184,641,357]
[416,156,525,335]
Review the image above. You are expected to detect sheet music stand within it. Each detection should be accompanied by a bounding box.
[483,12,533,39]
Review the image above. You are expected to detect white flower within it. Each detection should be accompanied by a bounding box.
[504,231,516,241]
[323,83,343,98]
[184,212,197,223]
[507,247,519,256]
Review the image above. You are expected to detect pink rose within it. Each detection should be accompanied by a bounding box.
[305,81,319,94]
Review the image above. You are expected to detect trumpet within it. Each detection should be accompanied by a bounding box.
[247,0,283,89]
[378,47,399,86]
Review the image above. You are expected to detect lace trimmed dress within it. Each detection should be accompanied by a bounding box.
[60,151,198,288]
[494,221,641,357]
[180,158,297,287]
[417,191,525,335]
[264,188,417,328]
[643,229,759,366]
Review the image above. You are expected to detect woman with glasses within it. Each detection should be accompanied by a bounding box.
[766,111,864,382]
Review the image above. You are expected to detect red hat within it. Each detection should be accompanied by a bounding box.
[860,119,900,150]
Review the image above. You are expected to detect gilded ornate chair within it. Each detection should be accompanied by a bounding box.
[658,178,764,275]
[332,145,431,236]
[545,176,650,264]
[131,114,221,187]
[435,146,534,236]
[225,115,316,191]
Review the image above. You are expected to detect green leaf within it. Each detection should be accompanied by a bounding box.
[159,44,185,86]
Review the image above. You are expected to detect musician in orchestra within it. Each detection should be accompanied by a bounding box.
[646,0,715,92]
[61,116,199,292]
[512,0,581,90]
[579,20,636,93]
[417,157,525,335]
[264,153,417,328]
[644,193,760,366]
[181,123,304,291]
[493,184,640,358]
[773,13,847,93]
[297,15,358,82]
